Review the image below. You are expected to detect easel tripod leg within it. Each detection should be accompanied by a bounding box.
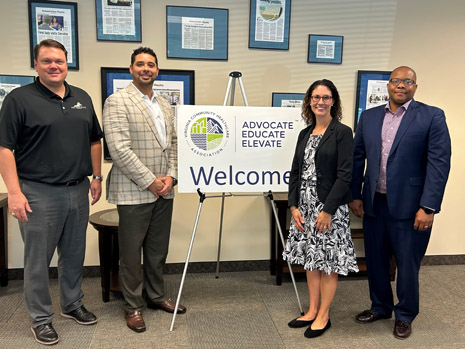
[269,197,304,315]
[215,194,226,278]
[169,200,204,331]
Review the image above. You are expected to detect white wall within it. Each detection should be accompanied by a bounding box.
[1,0,464,268]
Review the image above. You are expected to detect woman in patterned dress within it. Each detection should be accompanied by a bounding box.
[283,79,359,338]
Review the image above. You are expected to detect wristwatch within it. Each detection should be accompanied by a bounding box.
[93,175,103,181]
[171,177,178,186]
[420,206,434,215]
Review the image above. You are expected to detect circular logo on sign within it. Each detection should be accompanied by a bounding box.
[184,111,229,156]
[190,117,224,151]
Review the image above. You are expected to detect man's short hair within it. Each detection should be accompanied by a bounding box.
[131,47,158,66]
[391,66,417,81]
[34,39,68,60]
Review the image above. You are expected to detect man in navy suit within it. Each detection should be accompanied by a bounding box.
[350,66,451,339]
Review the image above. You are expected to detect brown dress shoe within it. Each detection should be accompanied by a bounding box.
[125,311,146,332]
[393,320,411,339]
[147,299,186,314]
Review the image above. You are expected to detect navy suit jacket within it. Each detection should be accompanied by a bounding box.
[351,99,451,219]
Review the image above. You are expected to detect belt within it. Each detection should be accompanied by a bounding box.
[375,192,387,198]
[19,177,86,186]
[52,177,86,186]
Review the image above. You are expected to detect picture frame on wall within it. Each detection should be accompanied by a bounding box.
[0,75,35,110]
[307,34,343,64]
[354,70,391,130]
[166,6,228,60]
[100,67,195,160]
[28,0,79,70]
[272,92,305,108]
[249,0,291,50]
[95,0,141,42]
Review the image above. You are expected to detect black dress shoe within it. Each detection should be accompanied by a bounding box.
[31,323,59,345]
[61,305,97,325]
[304,319,331,338]
[288,317,315,328]
[394,320,412,339]
[355,309,391,323]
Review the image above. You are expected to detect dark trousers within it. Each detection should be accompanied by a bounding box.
[117,198,173,312]
[19,179,89,327]
[363,193,431,323]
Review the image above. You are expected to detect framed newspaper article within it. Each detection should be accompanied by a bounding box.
[28,0,79,70]
[100,67,195,160]
[249,0,291,50]
[272,92,304,108]
[96,0,142,42]
[307,34,343,64]
[166,6,228,60]
[0,75,35,110]
[354,70,391,130]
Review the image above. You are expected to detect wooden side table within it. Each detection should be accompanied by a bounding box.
[89,208,121,302]
[0,193,8,287]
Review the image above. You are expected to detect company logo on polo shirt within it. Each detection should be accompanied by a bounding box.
[183,111,229,157]
[71,102,87,109]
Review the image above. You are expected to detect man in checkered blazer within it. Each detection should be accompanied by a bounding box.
[103,47,185,333]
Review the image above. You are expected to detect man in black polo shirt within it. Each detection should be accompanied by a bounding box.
[0,39,103,345]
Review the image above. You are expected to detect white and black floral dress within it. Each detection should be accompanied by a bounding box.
[283,134,359,276]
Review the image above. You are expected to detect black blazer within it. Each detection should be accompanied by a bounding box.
[288,117,353,215]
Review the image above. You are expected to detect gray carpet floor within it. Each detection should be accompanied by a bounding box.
[0,265,464,348]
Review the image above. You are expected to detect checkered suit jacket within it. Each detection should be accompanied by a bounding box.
[103,83,177,204]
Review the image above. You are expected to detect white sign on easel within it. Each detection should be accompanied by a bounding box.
[177,105,306,193]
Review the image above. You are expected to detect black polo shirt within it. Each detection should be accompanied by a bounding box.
[0,78,103,184]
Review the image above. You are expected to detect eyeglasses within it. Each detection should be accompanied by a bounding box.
[311,95,332,102]
[389,78,415,86]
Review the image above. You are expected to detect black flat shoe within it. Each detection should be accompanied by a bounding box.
[288,317,315,328]
[304,319,331,338]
